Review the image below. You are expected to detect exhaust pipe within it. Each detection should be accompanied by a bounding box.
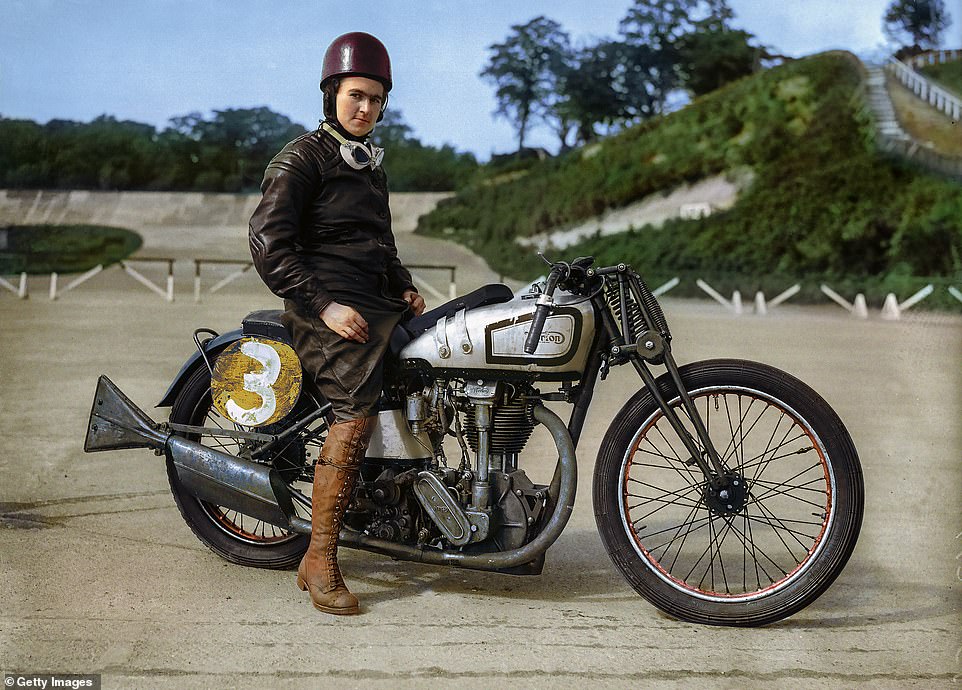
[85,375,297,530]
[85,375,171,452]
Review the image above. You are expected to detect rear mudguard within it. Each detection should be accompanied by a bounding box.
[156,329,242,407]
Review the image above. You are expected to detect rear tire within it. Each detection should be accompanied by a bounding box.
[167,365,322,569]
[593,359,863,626]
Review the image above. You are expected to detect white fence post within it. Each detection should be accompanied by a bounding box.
[209,264,253,294]
[62,265,104,295]
[696,279,743,315]
[949,286,962,304]
[49,272,58,300]
[882,284,934,320]
[653,276,680,297]
[121,260,174,301]
[732,290,743,315]
[769,284,801,309]
[899,284,934,311]
[881,294,900,320]
[753,284,801,315]
[0,274,28,298]
[820,284,868,318]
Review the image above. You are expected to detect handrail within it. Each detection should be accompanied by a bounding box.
[885,57,962,120]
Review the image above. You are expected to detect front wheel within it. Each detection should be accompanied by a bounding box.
[593,359,863,626]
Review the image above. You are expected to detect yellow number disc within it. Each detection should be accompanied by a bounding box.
[210,337,302,427]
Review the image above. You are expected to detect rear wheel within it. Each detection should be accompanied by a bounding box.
[593,359,863,626]
[167,365,326,569]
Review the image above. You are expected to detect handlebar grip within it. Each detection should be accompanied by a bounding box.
[524,304,551,354]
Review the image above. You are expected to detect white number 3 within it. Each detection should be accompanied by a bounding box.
[226,341,281,425]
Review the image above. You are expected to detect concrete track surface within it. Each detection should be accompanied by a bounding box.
[0,192,960,688]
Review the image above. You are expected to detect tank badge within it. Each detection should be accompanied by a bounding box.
[483,307,582,366]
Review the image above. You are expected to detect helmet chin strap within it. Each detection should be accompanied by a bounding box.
[320,121,384,170]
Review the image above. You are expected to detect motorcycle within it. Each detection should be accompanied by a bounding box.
[84,256,863,626]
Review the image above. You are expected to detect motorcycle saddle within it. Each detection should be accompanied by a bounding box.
[242,309,292,345]
[403,283,514,337]
[388,283,514,355]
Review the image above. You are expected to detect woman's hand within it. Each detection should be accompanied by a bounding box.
[402,289,425,316]
[320,302,369,343]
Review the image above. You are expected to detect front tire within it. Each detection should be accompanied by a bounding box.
[166,365,322,569]
[593,359,863,626]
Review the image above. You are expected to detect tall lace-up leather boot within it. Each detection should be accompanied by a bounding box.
[296,416,374,615]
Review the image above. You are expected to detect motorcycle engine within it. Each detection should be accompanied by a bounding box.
[347,462,425,543]
[463,390,537,456]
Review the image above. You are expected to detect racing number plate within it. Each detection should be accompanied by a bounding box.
[210,337,302,427]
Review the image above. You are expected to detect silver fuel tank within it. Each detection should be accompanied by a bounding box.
[399,290,595,378]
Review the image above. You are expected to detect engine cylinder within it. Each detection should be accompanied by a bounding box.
[465,397,536,454]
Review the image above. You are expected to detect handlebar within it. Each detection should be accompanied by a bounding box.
[523,265,565,355]
[524,302,551,355]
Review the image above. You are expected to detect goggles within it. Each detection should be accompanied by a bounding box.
[321,121,384,170]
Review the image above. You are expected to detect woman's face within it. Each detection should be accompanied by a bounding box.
[336,76,385,137]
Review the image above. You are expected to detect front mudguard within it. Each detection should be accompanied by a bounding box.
[156,329,242,407]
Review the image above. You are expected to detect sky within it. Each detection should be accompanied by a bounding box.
[2,0,961,160]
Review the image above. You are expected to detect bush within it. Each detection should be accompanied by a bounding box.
[0,225,142,274]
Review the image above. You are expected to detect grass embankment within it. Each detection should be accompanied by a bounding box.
[0,225,142,274]
[417,52,962,309]
[920,59,962,97]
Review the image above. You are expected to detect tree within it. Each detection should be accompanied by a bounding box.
[883,0,951,51]
[164,107,305,191]
[0,118,48,187]
[618,0,698,115]
[557,42,627,145]
[618,0,745,114]
[676,28,760,97]
[480,16,571,153]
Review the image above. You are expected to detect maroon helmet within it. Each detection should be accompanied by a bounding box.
[321,32,392,92]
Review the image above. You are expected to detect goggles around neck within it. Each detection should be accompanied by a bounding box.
[321,121,384,170]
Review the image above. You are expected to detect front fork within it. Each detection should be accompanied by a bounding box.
[628,349,728,484]
[590,266,728,488]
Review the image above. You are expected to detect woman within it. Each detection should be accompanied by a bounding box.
[249,32,425,615]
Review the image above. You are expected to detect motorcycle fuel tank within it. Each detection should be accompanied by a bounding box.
[399,291,595,377]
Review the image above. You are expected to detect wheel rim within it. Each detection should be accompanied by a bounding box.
[619,385,835,602]
[184,390,318,547]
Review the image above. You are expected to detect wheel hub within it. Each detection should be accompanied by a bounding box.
[703,475,749,515]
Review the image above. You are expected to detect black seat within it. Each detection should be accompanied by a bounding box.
[403,283,514,337]
[242,309,292,345]
[388,283,515,356]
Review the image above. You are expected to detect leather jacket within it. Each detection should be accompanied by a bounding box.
[249,122,415,318]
